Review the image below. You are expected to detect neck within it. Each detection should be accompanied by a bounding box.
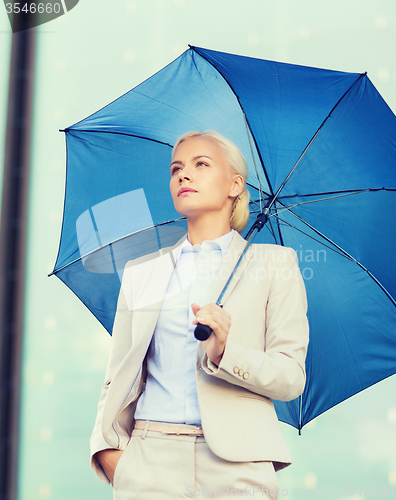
[187,214,232,245]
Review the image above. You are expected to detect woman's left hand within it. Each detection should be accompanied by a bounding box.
[191,303,231,366]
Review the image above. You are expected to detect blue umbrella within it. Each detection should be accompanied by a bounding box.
[51,46,396,432]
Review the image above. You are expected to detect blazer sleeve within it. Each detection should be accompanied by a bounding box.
[201,247,309,402]
[90,264,134,483]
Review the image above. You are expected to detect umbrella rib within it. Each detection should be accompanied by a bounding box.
[266,216,280,244]
[246,186,393,208]
[298,395,303,435]
[62,128,175,149]
[244,115,265,210]
[249,198,265,210]
[274,204,396,308]
[270,213,352,259]
[265,72,367,214]
[246,182,271,198]
[274,188,371,213]
[278,187,396,201]
[49,217,187,276]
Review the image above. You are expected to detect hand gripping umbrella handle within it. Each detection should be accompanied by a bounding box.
[194,323,213,341]
[194,305,223,341]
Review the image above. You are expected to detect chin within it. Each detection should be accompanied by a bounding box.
[174,200,199,215]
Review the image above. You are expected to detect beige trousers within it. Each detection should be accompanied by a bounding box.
[112,421,278,500]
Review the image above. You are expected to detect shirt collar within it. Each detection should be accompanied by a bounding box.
[177,230,235,260]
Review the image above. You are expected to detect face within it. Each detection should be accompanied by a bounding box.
[169,136,243,222]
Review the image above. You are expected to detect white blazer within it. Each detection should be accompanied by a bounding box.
[90,231,309,483]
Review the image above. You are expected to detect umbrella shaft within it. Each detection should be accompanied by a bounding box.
[217,225,260,305]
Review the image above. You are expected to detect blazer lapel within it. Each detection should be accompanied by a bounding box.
[129,237,186,348]
[103,235,187,426]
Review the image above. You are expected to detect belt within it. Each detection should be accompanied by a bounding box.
[134,420,204,436]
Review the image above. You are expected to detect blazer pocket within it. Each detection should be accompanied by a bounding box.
[236,394,271,404]
[112,445,129,490]
[237,394,265,401]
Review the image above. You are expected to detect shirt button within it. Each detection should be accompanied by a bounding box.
[243,372,249,380]
[233,366,239,374]
[238,369,244,377]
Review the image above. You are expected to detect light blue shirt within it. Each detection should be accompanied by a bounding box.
[134,230,234,426]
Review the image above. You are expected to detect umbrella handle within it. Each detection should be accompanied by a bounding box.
[194,323,213,341]
[194,304,223,341]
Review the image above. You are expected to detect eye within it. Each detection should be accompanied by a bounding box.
[196,161,209,167]
[171,165,182,175]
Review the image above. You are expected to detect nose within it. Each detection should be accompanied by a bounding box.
[178,171,191,182]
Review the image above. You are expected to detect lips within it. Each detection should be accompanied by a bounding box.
[178,187,197,196]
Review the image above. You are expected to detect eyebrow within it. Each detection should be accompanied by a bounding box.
[193,155,212,161]
[170,155,212,168]
[170,160,183,167]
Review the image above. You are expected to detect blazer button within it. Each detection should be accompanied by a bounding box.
[233,366,239,374]
[243,372,249,380]
[238,369,244,377]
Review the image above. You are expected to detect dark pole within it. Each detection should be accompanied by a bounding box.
[0,21,36,500]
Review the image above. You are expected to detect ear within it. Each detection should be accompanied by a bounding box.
[229,174,244,198]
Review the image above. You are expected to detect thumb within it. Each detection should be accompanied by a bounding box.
[191,303,201,316]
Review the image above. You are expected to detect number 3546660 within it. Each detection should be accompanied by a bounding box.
[5,3,62,14]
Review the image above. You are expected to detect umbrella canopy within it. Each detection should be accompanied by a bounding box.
[51,46,396,431]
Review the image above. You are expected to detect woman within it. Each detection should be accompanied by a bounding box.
[90,131,309,499]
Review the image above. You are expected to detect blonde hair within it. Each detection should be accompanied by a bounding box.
[172,130,250,233]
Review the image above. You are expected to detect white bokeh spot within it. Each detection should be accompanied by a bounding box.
[375,15,388,30]
[42,371,55,386]
[173,43,185,56]
[387,407,396,425]
[38,484,51,499]
[40,427,53,442]
[389,469,396,486]
[247,33,260,47]
[298,26,311,40]
[126,1,137,14]
[45,316,57,331]
[304,472,317,489]
[55,59,67,73]
[124,50,137,64]
[377,67,390,83]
